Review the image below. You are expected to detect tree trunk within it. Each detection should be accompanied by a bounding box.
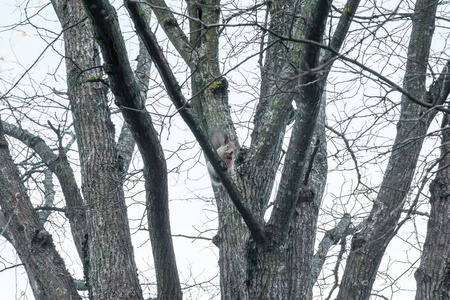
[336,0,443,298]
[80,0,182,298]
[0,122,81,300]
[52,0,144,298]
[415,105,450,299]
[134,0,353,298]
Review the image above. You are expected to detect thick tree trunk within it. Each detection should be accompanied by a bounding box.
[80,1,182,299]
[286,92,328,299]
[336,0,443,298]
[244,0,330,298]
[185,1,254,298]
[137,0,351,298]
[52,0,144,298]
[415,115,450,299]
[0,122,81,300]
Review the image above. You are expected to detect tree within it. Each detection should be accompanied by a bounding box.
[0,0,449,299]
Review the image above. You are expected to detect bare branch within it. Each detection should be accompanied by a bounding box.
[37,169,56,223]
[81,0,182,297]
[326,125,362,186]
[126,0,267,244]
[1,121,86,256]
[141,0,193,65]
[311,214,352,283]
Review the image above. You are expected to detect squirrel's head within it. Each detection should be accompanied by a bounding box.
[223,142,236,160]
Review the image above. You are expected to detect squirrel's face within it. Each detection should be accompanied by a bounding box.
[224,143,235,160]
[226,152,233,160]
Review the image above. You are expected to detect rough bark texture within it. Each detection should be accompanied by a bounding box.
[0,122,81,300]
[247,1,331,297]
[336,0,444,298]
[186,1,252,298]
[135,0,353,298]
[80,1,182,299]
[52,0,144,298]
[117,15,153,175]
[1,121,86,258]
[285,92,328,300]
[415,111,450,299]
[4,0,450,298]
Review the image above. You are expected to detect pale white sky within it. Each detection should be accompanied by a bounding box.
[0,0,445,299]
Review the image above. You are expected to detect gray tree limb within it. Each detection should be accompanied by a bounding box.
[336,0,448,298]
[80,0,182,298]
[1,121,86,258]
[143,0,193,66]
[126,0,267,244]
[415,112,450,299]
[0,120,81,300]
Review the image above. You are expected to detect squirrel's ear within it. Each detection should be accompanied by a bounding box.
[223,135,230,144]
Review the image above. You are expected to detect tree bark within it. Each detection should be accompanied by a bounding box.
[285,0,360,296]
[52,0,144,298]
[186,1,254,297]
[1,121,87,258]
[130,0,355,298]
[415,103,450,299]
[80,0,182,298]
[0,121,81,300]
[336,0,446,298]
[244,1,331,298]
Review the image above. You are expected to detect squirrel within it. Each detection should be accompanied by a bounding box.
[206,129,238,186]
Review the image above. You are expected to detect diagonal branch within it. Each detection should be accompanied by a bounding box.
[126,0,267,244]
[267,0,331,241]
[0,120,81,300]
[325,0,362,59]
[81,0,182,298]
[311,214,352,283]
[143,0,193,66]
[1,121,86,257]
